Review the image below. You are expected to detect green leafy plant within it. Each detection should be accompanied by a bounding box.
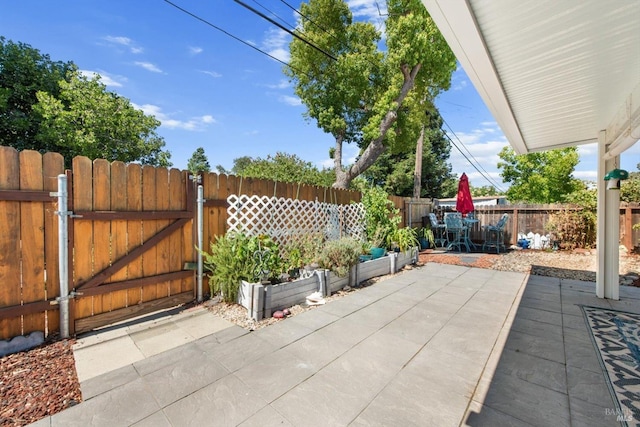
[388,227,419,252]
[318,237,362,277]
[282,233,324,269]
[202,232,283,302]
[417,227,435,249]
[361,187,401,249]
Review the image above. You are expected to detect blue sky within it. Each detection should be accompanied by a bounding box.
[1,0,637,190]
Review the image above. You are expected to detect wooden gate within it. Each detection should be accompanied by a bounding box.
[68,157,196,335]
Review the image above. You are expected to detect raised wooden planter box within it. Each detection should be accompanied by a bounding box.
[238,247,418,321]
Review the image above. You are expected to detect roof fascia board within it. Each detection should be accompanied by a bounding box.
[423,0,528,154]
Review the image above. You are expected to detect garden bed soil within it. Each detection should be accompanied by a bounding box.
[2,249,639,426]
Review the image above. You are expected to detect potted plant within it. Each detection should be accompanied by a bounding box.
[362,187,401,258]
[368,225,389,259]
[388,227,419,253]
[417,227,435,250]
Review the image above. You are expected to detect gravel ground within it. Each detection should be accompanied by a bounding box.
[2,249,639,426]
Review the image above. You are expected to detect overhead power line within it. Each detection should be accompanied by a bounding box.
[163,0,293,69]
[234,0,338,61]
[441,119,506,193]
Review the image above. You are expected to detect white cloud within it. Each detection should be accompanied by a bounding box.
[134,61,163,73]
[79,69,127,88]
[348,0,384,20]
[103,35,143,54]
[200,70,222,78]
[189,46,203,55]
[446,124,510,188]
[267,79,290,89]
[279,95,302,106]
[262,28,290,63]
[133,104,216,131]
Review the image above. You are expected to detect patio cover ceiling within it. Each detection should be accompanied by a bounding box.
[422,0,640,157]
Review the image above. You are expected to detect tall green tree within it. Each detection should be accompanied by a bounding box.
[286,0,456,189]
[362,108,456,198]
[497,147,582,203]
[470,185,502,197]
[34,70,171,167]
[187,147,211,175]
[1,38,171,167]
[0,37,75,150]
[224,152,335,187]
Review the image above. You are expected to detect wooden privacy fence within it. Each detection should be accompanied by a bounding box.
[0,146,197,340]
[0,146,368,340]
[437,203,640,250]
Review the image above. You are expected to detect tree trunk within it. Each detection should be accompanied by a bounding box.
[413,125,424,198]
[332,63,422,189]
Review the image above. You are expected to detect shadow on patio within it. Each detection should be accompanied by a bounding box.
[464,272,640,426]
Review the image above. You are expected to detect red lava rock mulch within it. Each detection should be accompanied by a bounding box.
[0,338,81,427]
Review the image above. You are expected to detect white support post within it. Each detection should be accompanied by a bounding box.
[596,131,620,300]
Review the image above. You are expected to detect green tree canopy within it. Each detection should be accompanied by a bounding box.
[621,162,640,203]
[1,37,171,167]
[187,147,211,175]
[34,70,170,167]
[285,0,456,189]
[0,37,74,150]
[222,152,335,187]
[470,185,502,197]
[497,147,582,203]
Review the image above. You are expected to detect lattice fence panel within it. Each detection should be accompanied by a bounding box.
[227,194,366,246]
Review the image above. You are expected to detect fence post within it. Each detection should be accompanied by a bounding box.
[197,184,204,303]
[54,174,70,339]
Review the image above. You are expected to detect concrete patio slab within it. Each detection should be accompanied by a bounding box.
[35,261,640,426]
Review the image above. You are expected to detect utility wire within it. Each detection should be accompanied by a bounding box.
[442,121,506,193]
[234,0,338,61]
[443,118,503,190]
[163,0,297,71]
[251,0,297,32]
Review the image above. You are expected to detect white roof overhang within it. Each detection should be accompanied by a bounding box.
[422,0,640,157]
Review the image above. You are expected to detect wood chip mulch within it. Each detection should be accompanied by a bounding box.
[0,338,81,427]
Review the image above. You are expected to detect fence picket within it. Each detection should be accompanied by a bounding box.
[93,159,111,314]
[126,164,143,305]
[155,167,170,299]
[141,166,158,302]
[168,168,182,296]
[19,150,46,334]
[0,147,22,337]
[109,161,129,311]
[72,157,94,319]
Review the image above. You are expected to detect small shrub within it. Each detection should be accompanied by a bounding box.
[388,227,419,252]
[546,208,596,249]
[281,233,325,270]
[318,237,362,277]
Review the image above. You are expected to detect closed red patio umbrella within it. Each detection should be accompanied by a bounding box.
[456,173,474,216]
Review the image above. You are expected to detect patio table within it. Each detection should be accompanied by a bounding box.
[463,217,479,250]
